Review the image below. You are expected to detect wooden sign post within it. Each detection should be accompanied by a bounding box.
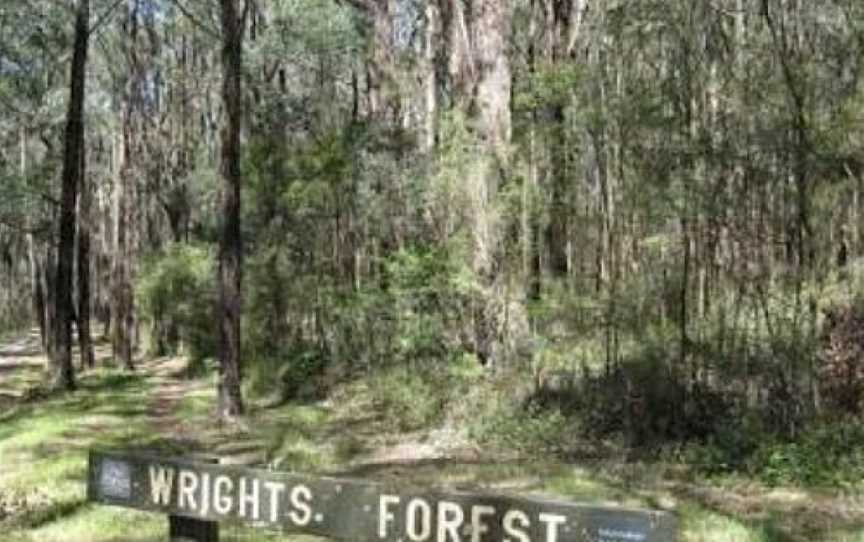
[87,451,677,542]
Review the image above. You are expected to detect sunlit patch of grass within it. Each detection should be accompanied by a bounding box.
[23,506,163,542]
[677,503,786,542]
[0,368,159,540]
[821,530,864,542]
[263,405,334,468]
[176,387,213,419]
[543,466,622,502]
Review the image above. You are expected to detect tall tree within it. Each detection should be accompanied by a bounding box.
[77,143,95,369]
[217,0,246,418]
[113,0,141,371]
[439,0,514,365]
[51,0,90,390]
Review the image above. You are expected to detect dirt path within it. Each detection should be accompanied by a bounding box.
[139,355,209,451]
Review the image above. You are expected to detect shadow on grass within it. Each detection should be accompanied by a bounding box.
[590,465,864,542]
[0,370,151,447]
[6,498,89,531]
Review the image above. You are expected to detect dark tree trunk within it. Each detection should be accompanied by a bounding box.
[51,0,90,391]
[217,0,245,418]
[43,244,56,359]
[546,104,569,277]
[30,241,47,348]
[77,148,95,369]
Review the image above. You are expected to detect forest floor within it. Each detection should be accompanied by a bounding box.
[0,331,863,541]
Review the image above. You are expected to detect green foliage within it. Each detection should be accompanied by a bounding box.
[246,343,329,402]
[384,245,470,364]
[690,421,864,488]
[135,244,216,363]
[751,424,864,488]
[470,402,570,456]
[369,367,447,431]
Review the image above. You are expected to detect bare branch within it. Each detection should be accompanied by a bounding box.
[88,0,125,36]
[171,0,220,38]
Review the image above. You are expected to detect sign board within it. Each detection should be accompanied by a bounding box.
[88,451,677,542]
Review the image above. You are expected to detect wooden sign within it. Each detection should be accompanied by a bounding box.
[88,451,677,542]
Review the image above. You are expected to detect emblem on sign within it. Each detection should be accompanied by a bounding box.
[100,459,132,500]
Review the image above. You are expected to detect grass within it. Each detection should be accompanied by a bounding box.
[1,336,863,540]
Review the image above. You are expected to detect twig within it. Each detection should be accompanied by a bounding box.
[171,0,220,38]
[88,0,125,36]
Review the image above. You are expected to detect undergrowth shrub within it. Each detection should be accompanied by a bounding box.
[469,401,570,456]
[246,342,329,402]
[687,420,864,487]
[747,422,864,487]
[136,244,216,364]
[370,366,448,431]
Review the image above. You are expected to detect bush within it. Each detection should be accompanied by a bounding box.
[136,244,216,363]
[470,401,570,456]
[246,343,329,402]
[369,367,448,431]
[747,422,864,487]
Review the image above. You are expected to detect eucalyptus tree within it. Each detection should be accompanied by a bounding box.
[217,0,246,417]
[51,0,91,390]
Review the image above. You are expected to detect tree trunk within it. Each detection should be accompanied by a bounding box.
[77,144,95,369]
[540,0,583,279]
[439,0,514,366]
[51,0,89,391]
[217,0,245,418]
[421,1,439,152]
[42,244,56,359]
[112,1,143,371]
[344,0,395,120]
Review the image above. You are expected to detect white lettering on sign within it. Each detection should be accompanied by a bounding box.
[149,466,174,506]
[437,501,464,542]
[200,472,211,516]
[470,505,495,542]
[132,459,628,542]
[264,481,286,523]
[406,498,432,542]
[178,469,199,511]
[239,477,261,520]
[539,513,567,542]
[289,484,313,526]
[503,510,531,542]
[213,475,233,515]
[371,496,577,542]
[379,494,400,538]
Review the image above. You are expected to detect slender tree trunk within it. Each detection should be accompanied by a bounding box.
[217,0,245,418]
[77,145,95,369]
[51,0,90,391]
[540,0,582,280]
[526,0,540,300]
[30,240,46,346]
[112,1,142,371]
[421,1,439,152]
[21,128,47,346]
[43,244,56,359]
